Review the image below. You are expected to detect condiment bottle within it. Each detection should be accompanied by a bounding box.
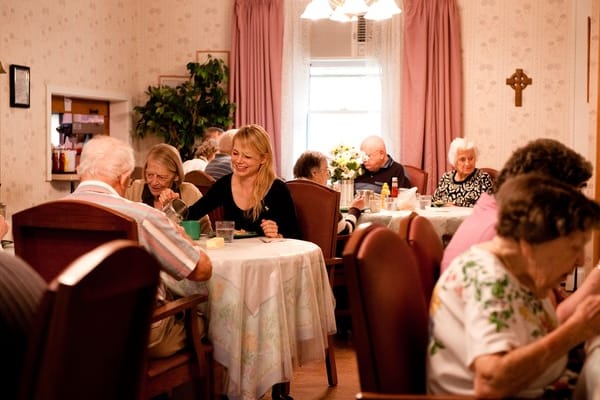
[380,182,390,209]
[391,177,398,198]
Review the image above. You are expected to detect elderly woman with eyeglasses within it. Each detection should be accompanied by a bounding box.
[432,137,493,207]
[428,173,600,398]
[293,150,365,234]
[125,143,212,234]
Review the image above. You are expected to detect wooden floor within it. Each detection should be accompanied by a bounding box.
[263,329,360,400]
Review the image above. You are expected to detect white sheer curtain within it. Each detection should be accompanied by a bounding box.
[365,14,403,162]
[281,0,311,179]
[281,0,403,179]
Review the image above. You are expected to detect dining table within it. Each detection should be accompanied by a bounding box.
[356,206,474,244]
[165,236,337,400]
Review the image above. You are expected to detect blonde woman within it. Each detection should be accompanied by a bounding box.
[125,143,212,234]
[187,124,300,239]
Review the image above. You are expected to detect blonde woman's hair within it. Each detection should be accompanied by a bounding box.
[143,143,185,189]
[233,124,276,221]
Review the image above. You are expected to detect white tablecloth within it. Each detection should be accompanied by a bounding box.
[357,206,473,241]
[169,237,337,400]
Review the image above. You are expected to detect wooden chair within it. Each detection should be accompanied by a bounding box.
[342,223,428,394]
[404,165,429,195]
[184,170,216,195]
[184,169,224,230]
[12,199,213,399]
[479,167,499,183]
[404,215,444,306]
[286,179,340,387]
[19,240,160,400]
[12,199,139,283]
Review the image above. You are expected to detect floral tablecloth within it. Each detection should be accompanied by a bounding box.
[168,237,337,400]
[357,206,473,243]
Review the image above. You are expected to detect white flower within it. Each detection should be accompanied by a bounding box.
[329,144,364,183]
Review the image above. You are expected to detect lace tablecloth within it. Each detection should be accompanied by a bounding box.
[169,237,336,400]
[357,206,473,241]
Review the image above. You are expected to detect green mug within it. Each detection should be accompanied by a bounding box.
[180,220,201,240]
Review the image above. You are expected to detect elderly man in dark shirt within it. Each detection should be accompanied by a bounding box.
[354,135,410,193]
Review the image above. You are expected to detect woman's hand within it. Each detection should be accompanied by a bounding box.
[351,194,366,210]
[157,189,180,209]
[261,219,281,238]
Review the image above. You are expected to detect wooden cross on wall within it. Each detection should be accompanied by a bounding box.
[506,68,532,107]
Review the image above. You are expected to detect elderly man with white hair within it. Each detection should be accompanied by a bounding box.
[432,137,493,207]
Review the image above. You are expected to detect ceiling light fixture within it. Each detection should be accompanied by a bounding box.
[301,0,401,22]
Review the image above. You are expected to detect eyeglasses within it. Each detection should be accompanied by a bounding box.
[361,151,381,161]
[145,172,173,184]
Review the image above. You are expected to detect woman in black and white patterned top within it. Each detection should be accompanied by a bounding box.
[432,138,493,207]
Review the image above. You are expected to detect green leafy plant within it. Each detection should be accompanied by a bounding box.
[134,56,236,161]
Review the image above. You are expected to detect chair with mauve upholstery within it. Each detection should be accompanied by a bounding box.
[12,199,140,283]
[479,167,499,184]
[184,170,216,195]
[404,165,429,195]
[19,240,160,400]
[184,169,224,230]
[12,199,214,399]
[342,223,428,394]
[404,215,444,306]
[286,179,340,387]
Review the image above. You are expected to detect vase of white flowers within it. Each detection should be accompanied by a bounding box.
[329,144,364,208]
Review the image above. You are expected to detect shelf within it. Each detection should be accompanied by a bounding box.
[51,174,79,181]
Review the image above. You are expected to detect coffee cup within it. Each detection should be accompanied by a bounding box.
[180,220,200,240]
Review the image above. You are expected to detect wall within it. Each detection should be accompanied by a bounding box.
[0,0,598,233]
[457,0,597,174]
[0,0,233,222]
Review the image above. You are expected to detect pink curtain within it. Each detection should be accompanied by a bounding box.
[400,0,462,194]
[231,0,284,174]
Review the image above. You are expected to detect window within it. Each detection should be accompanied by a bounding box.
[305,59,382,155]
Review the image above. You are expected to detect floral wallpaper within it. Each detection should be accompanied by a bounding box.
[0,0,233,222]
[0,0,598,256]
[457,0,597,172]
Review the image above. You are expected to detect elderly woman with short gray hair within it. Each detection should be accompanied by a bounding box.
[432,137,493,207]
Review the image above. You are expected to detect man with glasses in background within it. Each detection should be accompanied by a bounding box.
[354,135,410,193]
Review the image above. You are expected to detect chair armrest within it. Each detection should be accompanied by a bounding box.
[151,293,208,322]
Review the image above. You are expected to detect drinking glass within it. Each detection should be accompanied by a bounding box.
[162,198,189,223]
[418,194,432,210]
[215,220,235,243]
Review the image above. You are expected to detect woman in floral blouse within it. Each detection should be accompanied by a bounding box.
[432,138,493,207]
[427,173,600,398]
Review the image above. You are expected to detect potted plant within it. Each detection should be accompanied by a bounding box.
[134,56,236,161]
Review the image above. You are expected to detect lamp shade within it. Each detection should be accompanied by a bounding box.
[301,0,333,20]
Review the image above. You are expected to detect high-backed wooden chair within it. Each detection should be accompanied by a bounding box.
[184,170,216,195]
[286,179,340,387]
[479,167,499,184]
[19,240,160,400]
[404,215,444,306]
[12,199,213,399]
[404,165,429,195]
[12,199,139,283]
[343,223,429,394]
[184,169,224,230]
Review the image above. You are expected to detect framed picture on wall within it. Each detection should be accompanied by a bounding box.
[10,64,30,108]
[157,75,190,88]
[196,50,230,68]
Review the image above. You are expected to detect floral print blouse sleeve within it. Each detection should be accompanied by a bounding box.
[427,246,566,397]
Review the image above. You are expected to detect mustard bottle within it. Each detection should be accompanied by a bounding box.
[380,182,390,209]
